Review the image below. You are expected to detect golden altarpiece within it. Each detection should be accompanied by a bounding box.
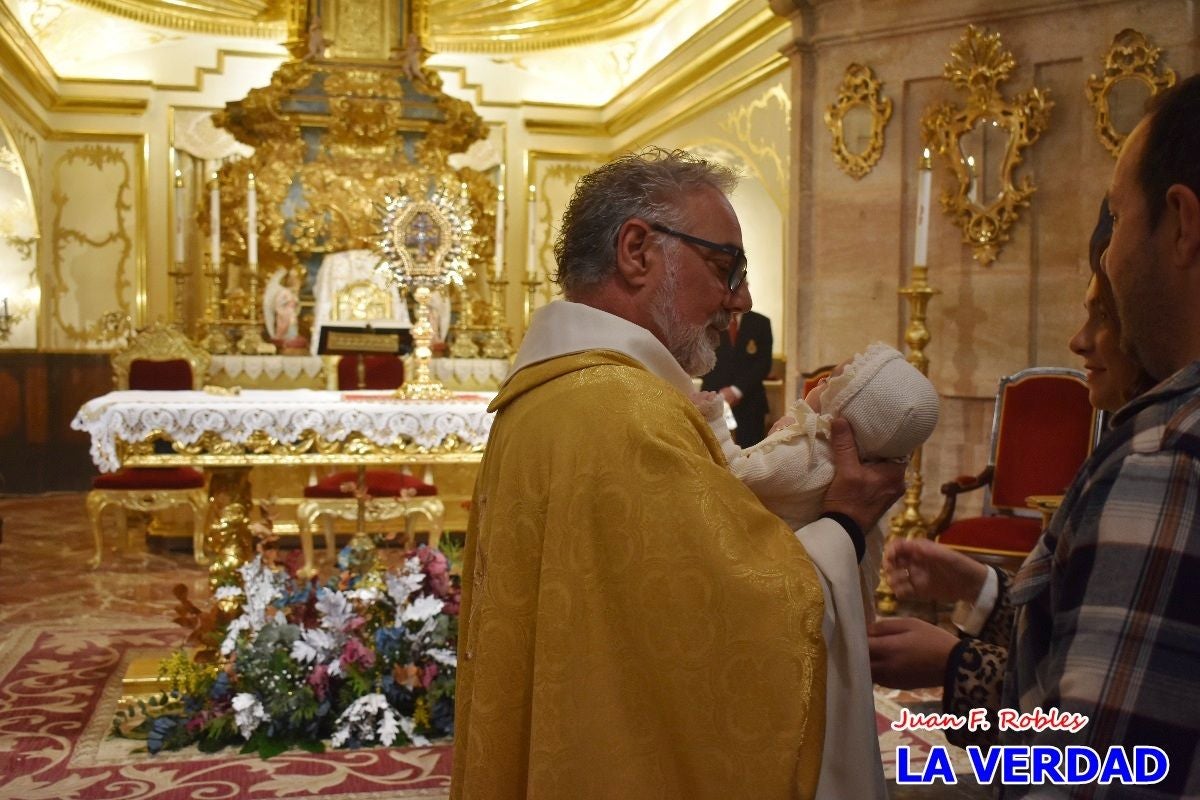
[166,0,513,551]
[183,0,511,365]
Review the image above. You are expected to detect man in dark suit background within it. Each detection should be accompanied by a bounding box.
[701,309,773,447]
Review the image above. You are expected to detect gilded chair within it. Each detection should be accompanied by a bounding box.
[297,355,443,577]
[931,367,1101,565]
[87,322,211,567]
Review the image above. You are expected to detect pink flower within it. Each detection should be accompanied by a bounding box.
[340,637,376,671]
[417,548,451,597]
[308,664,330,700]
[419,663,439,689]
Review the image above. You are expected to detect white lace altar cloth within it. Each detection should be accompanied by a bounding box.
[423,357,510,390]
[210,355,326,381]
[71,390,495,473]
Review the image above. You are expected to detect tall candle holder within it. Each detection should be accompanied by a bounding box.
[522,271,542,328]
[878,263,940,615]
[201,257,232,354]
[449,284,481,358]
[481,275,513,358]
[237,267,275,354]
[168,262,191,333]
[878,148,939,616]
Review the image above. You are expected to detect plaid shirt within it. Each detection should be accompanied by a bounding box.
[999,361,1200,798]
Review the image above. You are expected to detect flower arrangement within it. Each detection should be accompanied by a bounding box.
[117,532,460,758]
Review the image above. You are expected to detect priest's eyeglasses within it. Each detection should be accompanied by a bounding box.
[650,223,748,293]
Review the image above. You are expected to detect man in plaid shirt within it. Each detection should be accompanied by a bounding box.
[871,75,1200,798]
[1009,73,1200,798]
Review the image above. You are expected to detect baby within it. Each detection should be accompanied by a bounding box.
[695,341,941,618]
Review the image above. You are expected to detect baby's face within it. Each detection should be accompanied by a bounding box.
[804,359,849,412]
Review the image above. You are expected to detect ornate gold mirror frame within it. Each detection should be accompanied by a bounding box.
[823,63,892,180]
[1085,29,1176,158]
[920,26,1053,265]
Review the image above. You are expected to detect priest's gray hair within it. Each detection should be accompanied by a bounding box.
[552,147,740,299]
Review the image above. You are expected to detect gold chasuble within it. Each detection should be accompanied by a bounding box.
[452,349,827,800]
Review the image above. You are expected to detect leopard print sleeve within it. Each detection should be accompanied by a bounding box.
[941,637,1007,749]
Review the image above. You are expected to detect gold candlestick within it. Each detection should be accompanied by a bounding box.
[482,276,513,359]
[201,257,232,354]
[522,271,542,328]
[237,266,275,354]
[878,263,940,615]
[168,261,190,333]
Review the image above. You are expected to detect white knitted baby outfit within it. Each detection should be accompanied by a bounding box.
[696,342,940,619]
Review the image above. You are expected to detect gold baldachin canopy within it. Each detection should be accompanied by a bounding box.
[67,0,673,51]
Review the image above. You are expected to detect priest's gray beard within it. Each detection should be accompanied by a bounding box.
[650,250,727,376]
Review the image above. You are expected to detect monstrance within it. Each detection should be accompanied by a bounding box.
[376,181,476,399]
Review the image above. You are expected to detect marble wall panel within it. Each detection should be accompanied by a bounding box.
[776,0,1199,532]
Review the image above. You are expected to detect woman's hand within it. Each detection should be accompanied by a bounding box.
[868,616,959,689]
[883,536,989,605]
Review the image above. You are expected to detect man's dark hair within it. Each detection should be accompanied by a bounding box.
[1139,73,1200,227]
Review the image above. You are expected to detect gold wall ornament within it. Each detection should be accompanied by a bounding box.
[823,63,892,180]
[1085,29,1176,158]
[920,26,1053,266]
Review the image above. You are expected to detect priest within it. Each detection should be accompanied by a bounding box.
[451,147,904,799]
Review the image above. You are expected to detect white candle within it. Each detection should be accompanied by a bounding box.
[527,183,537,278]
[494,165,506,280]
[914,148,932,267]
[966,155,979,205]
[209,171,221,269]
[247,172,258,270]
[173,169,185,263]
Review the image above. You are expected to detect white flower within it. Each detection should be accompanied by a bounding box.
[315,590,356,631]
[377,706,400,746]
[220,616,250,656]
[426,647,458,668]
[399,714,430,747]
[223,556,286,651]
[291,627,337,664]
[232,693,267,739]
[401,594,444,624]
[331,693,408,747]
[345,587,383,605]
[386,561,425,607]
[214,586,242,601]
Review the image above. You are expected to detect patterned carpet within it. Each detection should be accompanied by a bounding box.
[0,493,984,799]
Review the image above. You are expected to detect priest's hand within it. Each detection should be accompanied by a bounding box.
[867,616,958,690]
[884,537,990,605]
[822,417,906,533]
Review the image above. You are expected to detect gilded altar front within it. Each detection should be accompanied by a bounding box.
[71,388,494,569]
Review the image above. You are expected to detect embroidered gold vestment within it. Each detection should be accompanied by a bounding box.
[451,350,827,799]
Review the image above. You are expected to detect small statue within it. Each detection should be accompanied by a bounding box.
[402,32,426,82]
[263,267,309,353]
[306,16,328,60]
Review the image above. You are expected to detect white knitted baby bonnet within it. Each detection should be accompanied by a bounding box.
[820,342,940,460]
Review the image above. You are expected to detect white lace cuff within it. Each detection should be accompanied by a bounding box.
[951,566,998,636]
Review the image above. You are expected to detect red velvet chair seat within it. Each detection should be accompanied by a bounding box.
[303,470,437,499]
[128,358,194,391]
[336,356,405,390]
[937,515,1043,555]
[93,466,206,490]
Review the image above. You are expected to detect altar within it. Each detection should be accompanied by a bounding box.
[71,389,495,571]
